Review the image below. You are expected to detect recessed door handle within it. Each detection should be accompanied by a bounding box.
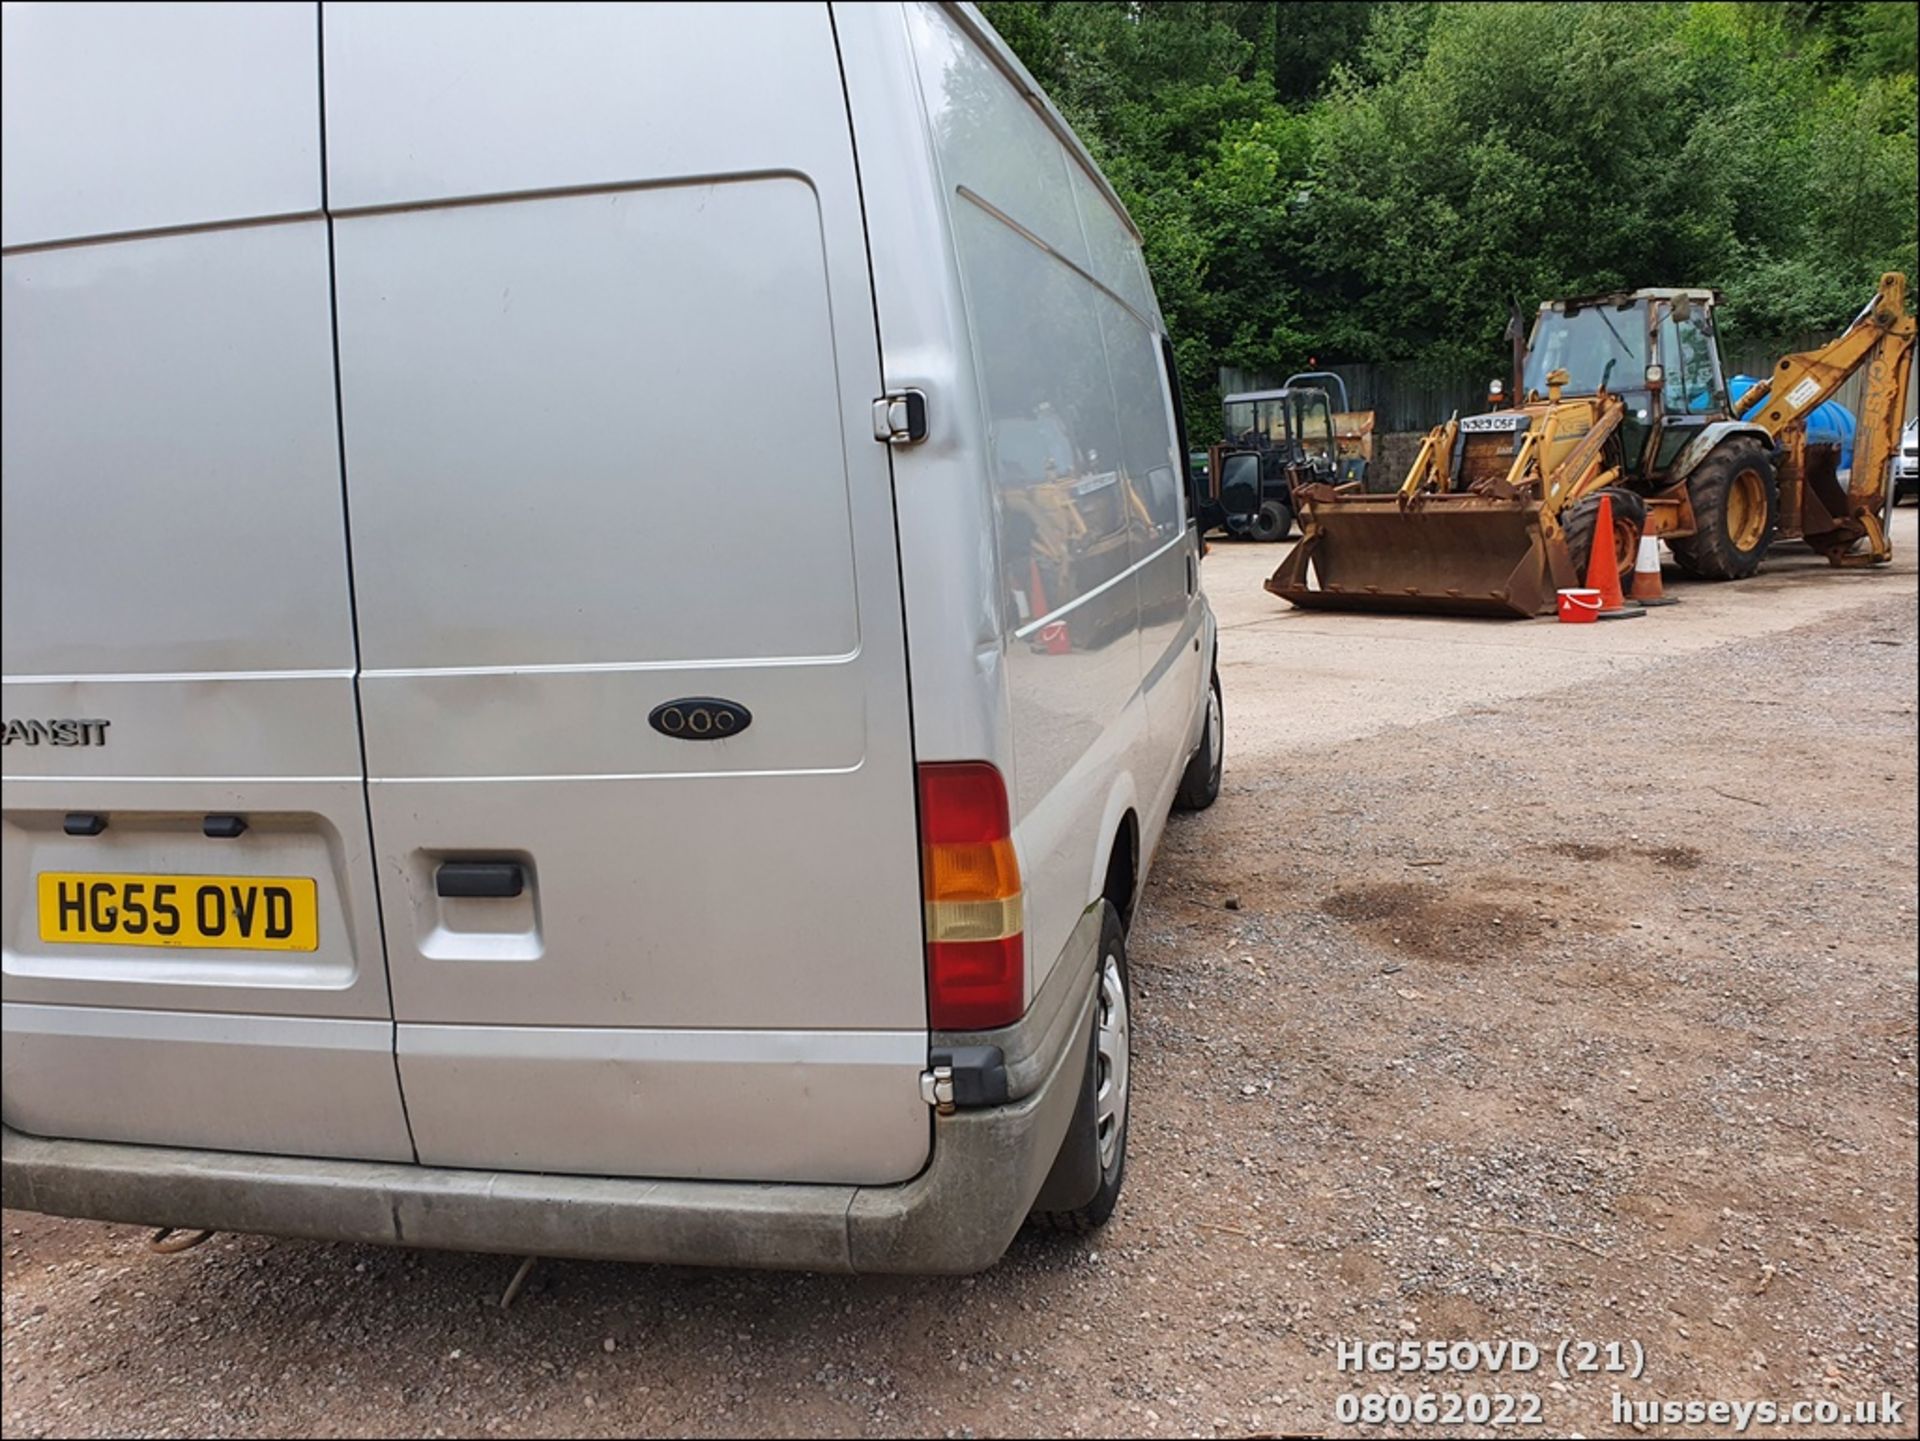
[435,862,524,899]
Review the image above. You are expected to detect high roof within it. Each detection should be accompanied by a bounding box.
[944,3,1142,244]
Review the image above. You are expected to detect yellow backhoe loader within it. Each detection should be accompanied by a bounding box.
[1266,273,1915,617]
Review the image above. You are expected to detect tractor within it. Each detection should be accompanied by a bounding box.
[1198,381,1342,541]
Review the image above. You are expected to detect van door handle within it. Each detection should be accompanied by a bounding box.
[1186,551,1196,595]
[435,862,524,899]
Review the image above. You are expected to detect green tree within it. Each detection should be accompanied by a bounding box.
[974,2,1917,418]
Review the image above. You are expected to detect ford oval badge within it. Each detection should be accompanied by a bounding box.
[649,697,751,741]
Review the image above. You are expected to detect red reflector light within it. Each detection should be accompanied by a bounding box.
[918,762,1024,1030]
[926,937,1024,1031]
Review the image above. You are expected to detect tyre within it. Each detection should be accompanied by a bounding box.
[1560,486,1646,591]
[1249,499,1293,542]
[1669,440,1777,580]
[1031,903,1131,1233]
[1172,670,1222,812]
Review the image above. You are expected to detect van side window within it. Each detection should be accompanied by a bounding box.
[911,0,1182,628]
[952,202,1132,626]
[1100,292,1184,545]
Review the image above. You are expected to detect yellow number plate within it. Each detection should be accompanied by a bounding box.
[38,873,319,952]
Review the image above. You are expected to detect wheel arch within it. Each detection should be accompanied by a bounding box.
[1668,421,1774,486]
[1090,782,1141,933]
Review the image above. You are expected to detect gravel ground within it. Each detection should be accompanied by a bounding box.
[4,581,1916,1439]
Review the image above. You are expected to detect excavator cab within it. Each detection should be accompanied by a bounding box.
[1525,295,1660,472]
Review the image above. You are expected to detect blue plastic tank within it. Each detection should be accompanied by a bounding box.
[1729,374,1855,469]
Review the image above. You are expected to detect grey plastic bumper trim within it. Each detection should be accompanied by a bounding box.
[936,900,1101,1100]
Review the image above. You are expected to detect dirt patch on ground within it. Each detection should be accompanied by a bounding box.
[4,600,1915,1440]
[1550,840,1704,870]
[1319,881,1550,965]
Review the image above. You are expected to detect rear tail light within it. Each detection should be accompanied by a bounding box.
[917,761,1024,1030]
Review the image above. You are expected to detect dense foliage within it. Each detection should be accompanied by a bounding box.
[976,1,1919,431]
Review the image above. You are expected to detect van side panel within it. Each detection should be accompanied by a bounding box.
[1091,284,1208,833]
[1057,157,1207,819]
[830,8,1014,783]
[901,2,1198,994]
[0,11,412,1161]
[323,2,928,1185]
[942,195,1150,983]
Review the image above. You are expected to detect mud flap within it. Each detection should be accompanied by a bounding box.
[1266,494,1578,619]
[1027,1000,1101,1214]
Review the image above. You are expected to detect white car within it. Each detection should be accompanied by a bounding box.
[1897,417,1919,503]
[1,1,1220,1273]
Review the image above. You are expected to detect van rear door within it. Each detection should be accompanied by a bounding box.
[0,4,411,1161]
[321,3,929,1185]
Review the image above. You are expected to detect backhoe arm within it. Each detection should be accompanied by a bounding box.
[1736,272,1915,563]
[1398,417,1460,498]
[1534,395,1624,535]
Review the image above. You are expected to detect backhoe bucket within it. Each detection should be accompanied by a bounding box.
[1265,493,1578,619]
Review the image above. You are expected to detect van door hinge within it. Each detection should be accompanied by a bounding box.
[872,390,928,445]
[920,1065,956,1115]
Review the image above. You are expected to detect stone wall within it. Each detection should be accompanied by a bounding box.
[1364,431,1428,492]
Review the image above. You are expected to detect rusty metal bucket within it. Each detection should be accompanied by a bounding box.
[1265,492,1578,619]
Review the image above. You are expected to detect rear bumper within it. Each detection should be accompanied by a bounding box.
[1,916,1099,1275]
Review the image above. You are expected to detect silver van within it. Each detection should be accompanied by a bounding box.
[0,1,1220,1273]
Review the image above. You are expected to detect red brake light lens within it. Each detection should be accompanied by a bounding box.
[917,761,1012,845]
[917,762,1024,1031]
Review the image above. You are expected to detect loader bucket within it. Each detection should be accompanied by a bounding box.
[1265,492,1578,619]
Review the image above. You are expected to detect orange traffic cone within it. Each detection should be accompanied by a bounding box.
[1585,493,1644,621]
[1628,534,1678,606]
[1029,559,1071,654]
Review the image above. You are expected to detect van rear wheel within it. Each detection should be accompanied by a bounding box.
[1030,904,1131,1233]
